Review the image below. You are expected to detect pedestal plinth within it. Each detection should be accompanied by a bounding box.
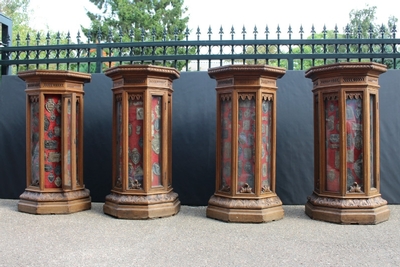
[305,62,390,224]
[206,65,286,223]
[104,65,180,219]
[18,70,91,214]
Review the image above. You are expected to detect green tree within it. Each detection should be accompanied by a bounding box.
[346,4,378,38]
[346,4,398,38]
[0,0,34,45]
[83,0,189,42]
[83,0,191,70]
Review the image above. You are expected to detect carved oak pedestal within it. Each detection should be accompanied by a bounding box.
[104,65,180,219]
[18,70,91,214]
[206,65,286,223]
[305,62,390,224]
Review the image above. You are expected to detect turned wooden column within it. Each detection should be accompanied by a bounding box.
[206,65,286,223]
[18,70,91,214]
[305,62,390,224]
[104,65,180,219]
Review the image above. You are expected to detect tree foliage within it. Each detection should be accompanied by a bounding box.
[83,0,189,42]
[82,0,191,70]
[0,0,33,45]
[346,4,398,38]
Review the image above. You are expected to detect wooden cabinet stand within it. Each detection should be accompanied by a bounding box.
[18,70,91,214]
[305,62,390,224]
[104,65,180,219]
[206,65,286,223]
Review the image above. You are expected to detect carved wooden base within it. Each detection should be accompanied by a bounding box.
[18,189,91,214]
[206,195,284,223]
[305,193,390,224]
[103,191,180,219]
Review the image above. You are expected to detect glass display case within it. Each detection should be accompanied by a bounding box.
[305,62,390,224]
[207,65,286,223]
[18,70,91,214]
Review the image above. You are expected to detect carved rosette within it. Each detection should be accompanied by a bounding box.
[208,195,282,209]
[307,193,387,209]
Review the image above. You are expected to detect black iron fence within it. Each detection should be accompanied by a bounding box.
[0,24,399,74]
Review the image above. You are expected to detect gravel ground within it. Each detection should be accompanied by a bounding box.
[0,199,399,267]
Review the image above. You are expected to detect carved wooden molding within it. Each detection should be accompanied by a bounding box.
[209,65,286,76]
[208,195,282,209]
[262,94,273,101]
[307,193,387,209]
[125,79,146,84]
[148,78,168,87]
[220,94,232,101]
[19,189,90,201]
[305,62,387,78]
[115,94,122,102]
[27,82,40,89]
[260,78,276,86]
[235,79,258,85]
[18,70,91,81]
[66,83,82,89]
[368,77,378,84]
[346,93,363,99]
[104,65,180,79]
[319,77,341,86]
[29,95,39,103]
[342,77,365,83]
[217,78,234,87]
[128,94,143,101]
[41,82,65,88]
[238,94,255,100]
[105,191,178,205]
[323,94,338,101]
[113,79,124,88]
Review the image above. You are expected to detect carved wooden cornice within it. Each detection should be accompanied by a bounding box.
[208,64,286,79]
[18,70,91,82]
[104,64,180,80]
[305,62,387,80]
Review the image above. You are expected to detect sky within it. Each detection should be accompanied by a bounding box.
[28,0,399,40]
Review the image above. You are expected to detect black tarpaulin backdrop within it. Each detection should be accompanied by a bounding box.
[1,71,399,205]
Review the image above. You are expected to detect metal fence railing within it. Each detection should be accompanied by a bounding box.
[0,24,399,74]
